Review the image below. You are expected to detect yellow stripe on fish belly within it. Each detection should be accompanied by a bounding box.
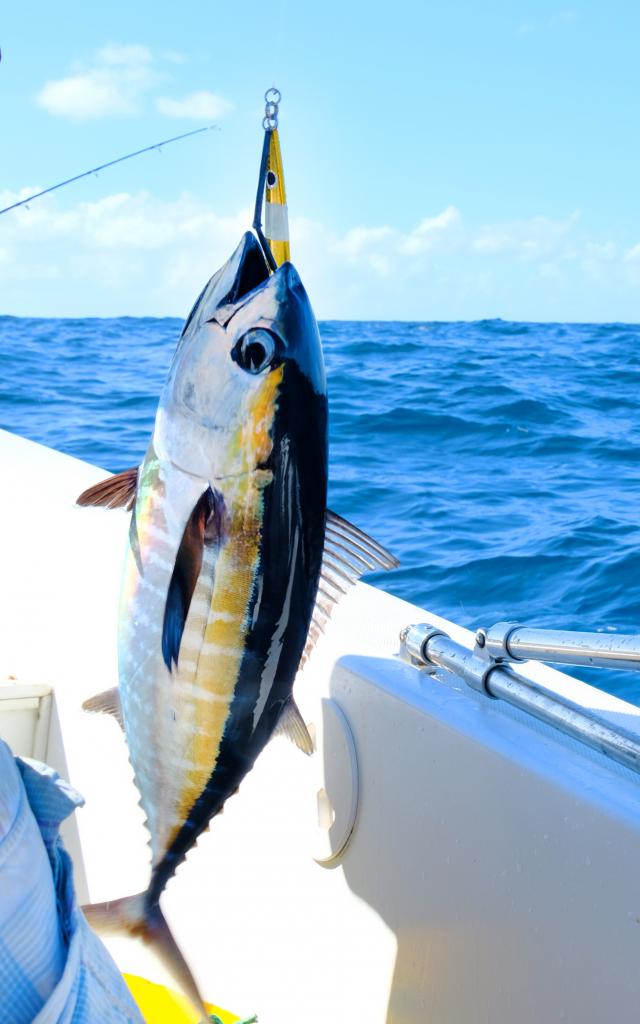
[169,365,284,840]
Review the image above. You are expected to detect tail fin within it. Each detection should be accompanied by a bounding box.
[83,893,208,1021]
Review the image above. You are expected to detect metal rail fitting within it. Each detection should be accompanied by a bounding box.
[474,622,640,673]
[399,623,640,775]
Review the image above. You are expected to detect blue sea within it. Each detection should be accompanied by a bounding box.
[2,316,640,704]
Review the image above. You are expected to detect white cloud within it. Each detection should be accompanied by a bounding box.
[399,205,462,255]
[624,243,640,263]
[35,45,232,124]
[329,207,582,278]
[331,201,460,268]
[0,188,252,310]
[331,226,397,270]
[36,44,156,120]
[623,244,640,287]
[0,190,635,321]
[472,212,580,259]
[330,208,463,276]
[156,91,233,120]
[37,75,132,120]
[581,241,617,281]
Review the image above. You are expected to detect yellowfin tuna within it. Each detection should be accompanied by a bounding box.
[77,230,397,1015]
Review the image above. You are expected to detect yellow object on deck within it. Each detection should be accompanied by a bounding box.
[265,129,290,267]
[124,973,242,1023]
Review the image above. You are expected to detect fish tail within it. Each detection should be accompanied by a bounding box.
[83,892,208,1020]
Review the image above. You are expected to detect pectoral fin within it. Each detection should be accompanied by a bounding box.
[76,467,139,510]
[162,487,224,671]
[274,697,314,755]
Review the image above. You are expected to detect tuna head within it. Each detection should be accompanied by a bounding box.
[154,231,326,483]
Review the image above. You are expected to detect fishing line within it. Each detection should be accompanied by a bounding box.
[0,124,219,217]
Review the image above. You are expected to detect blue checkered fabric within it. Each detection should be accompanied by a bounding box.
[0,740,143,1023]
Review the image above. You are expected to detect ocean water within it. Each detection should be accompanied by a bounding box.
[2,315,640,704]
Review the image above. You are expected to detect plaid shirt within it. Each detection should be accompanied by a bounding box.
[0,741,143,1023]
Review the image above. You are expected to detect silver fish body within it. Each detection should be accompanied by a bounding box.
[78,232,396,1013]
[120,232,327,903]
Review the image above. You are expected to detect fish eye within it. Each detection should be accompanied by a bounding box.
[232,329,277,374]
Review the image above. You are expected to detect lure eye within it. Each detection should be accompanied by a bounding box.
[266,170,278,189]
[232,329,277,374]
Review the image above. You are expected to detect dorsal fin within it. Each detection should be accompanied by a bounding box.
[162,487,224,671]
[299,509,399,669]
[76,467,139,510]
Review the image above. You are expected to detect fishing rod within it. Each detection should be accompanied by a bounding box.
[0,124,219,217]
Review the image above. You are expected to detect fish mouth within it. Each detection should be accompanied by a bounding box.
[205,232,272,327]
[180,232,272,336]
[227,232,271,303]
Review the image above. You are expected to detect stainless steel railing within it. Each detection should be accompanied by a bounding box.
[399,623,640,776]
[473,622,640,672]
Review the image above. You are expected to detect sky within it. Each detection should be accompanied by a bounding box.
[1,1,639,322]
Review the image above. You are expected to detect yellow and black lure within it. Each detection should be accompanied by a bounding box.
[253,88,290,270]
